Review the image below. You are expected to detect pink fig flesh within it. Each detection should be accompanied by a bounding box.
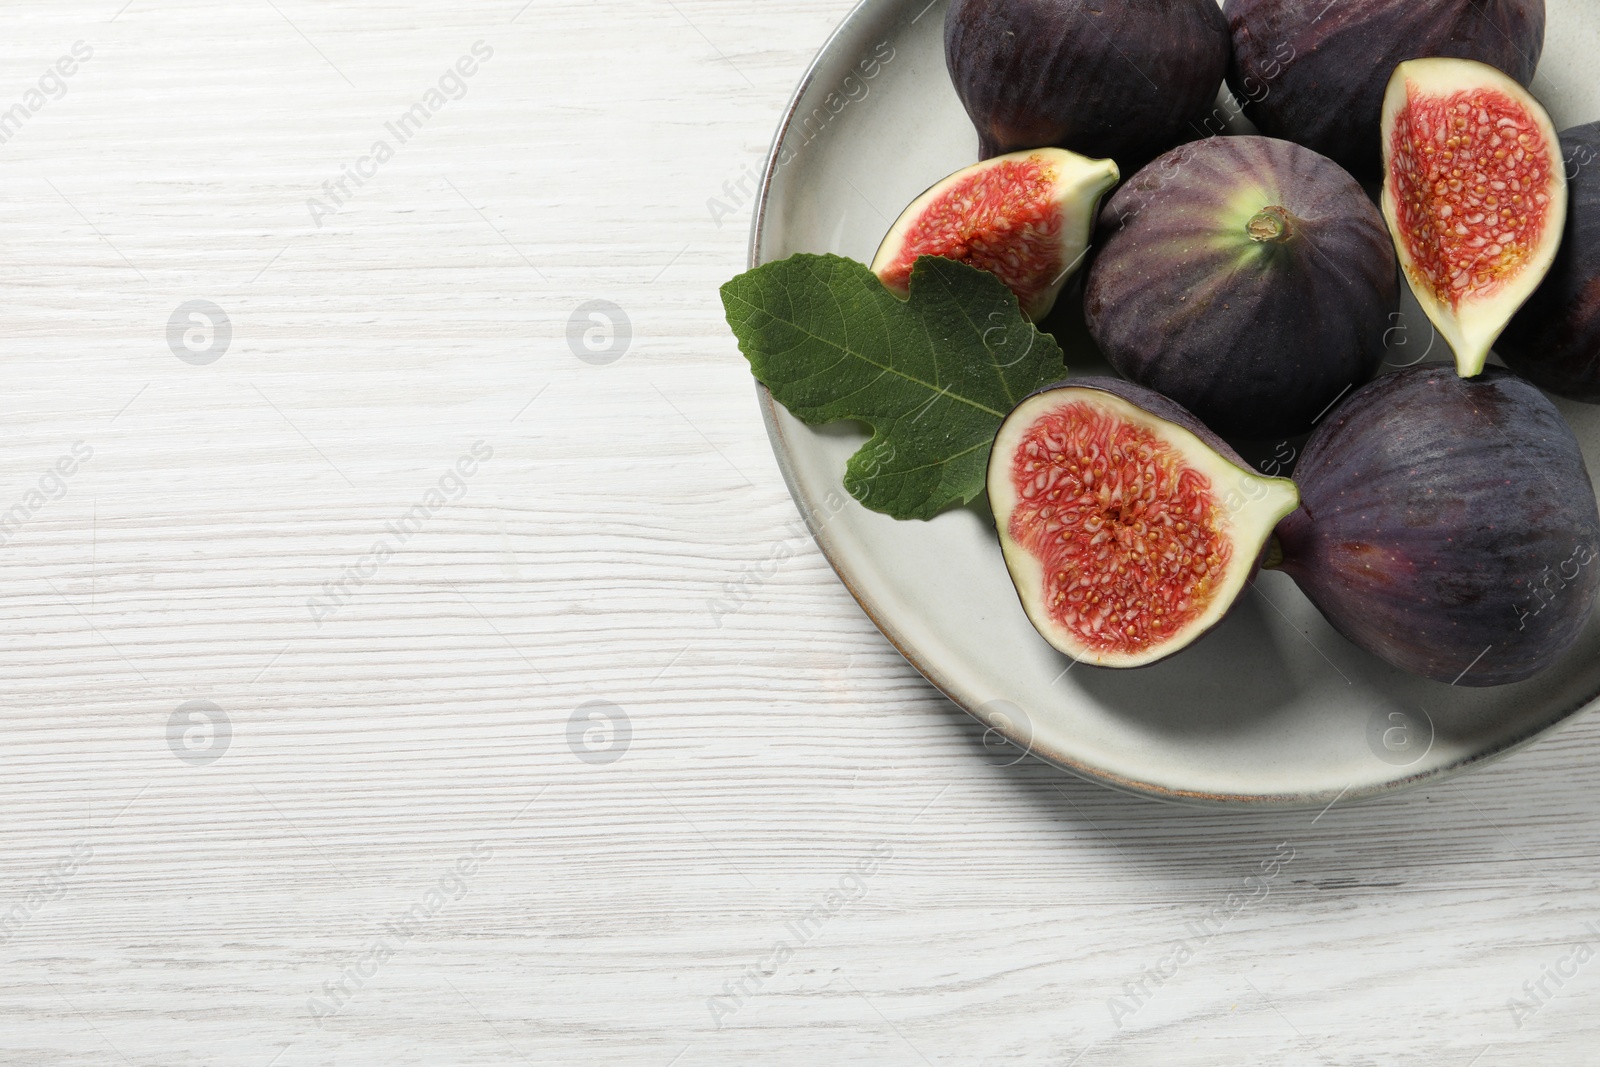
[873,148,1118,320]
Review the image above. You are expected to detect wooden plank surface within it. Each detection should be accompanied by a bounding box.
[0,1,1596,1064]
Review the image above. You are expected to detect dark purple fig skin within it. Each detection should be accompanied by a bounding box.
[1274,364,1600,687]
[1084,136,1399,440]
[946,0,1230,170]
[1225,0,1545,178]
[1500,124,1600,402]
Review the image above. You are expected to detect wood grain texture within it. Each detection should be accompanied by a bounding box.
[0,0,1597,1064]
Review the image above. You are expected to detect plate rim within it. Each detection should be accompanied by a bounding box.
[745,0,1599,809]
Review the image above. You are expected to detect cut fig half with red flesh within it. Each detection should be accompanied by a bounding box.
[988,379,1299,669]
[1381,57,1566,378]
[872,148,1120,320]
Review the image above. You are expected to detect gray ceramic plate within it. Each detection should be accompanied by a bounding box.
[750,0,1600,807]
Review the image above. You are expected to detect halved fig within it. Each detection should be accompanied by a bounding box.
[1273,364,1600,687]
[1086,135,1399,439]
[1381,57,1566,378]
[989,378,1299,668]
[1499,123,1600,401]
[872,148,1119,320]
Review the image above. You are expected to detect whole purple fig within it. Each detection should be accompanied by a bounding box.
[1272,364,1600,687]
[946,0,1230,170]
[1499,124,1600,401]
[1085,136,1399,440]
[1225,0,1545,177]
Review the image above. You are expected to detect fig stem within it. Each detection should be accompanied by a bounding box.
[1262,535,1285,571]
[1246,206,1295,244]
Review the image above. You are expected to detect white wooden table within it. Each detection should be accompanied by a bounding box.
[2,1,1598,1063]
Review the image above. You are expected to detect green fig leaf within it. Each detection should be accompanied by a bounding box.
[720,254,1067,521]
